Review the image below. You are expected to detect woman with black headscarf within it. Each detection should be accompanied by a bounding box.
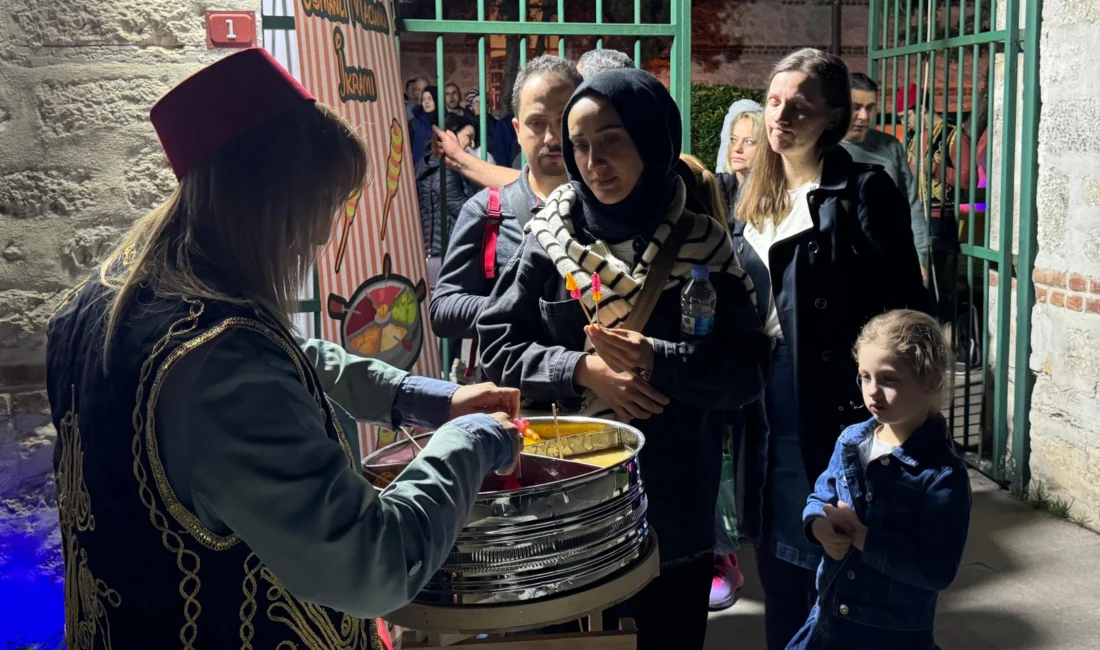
[477,69,771,648]
[409,85,439,159]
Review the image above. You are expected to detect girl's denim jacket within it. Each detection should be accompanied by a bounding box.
[803,417,972,633]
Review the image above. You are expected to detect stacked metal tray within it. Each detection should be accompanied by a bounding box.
[362,416,649,606]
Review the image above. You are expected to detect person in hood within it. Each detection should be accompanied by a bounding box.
[476,68,770,650]
[410,85,439,160]
[416,113,478,287]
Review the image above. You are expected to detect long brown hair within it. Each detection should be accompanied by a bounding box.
[735,48,851,232]
[679,154,729,229]
[99,102,369,359]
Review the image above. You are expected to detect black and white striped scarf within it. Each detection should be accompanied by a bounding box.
[526,179,756,419]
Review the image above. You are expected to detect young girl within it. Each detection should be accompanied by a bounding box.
[788,309,972,650]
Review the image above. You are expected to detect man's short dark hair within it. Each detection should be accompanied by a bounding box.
[578,49,635,79]
[406,78,418,91]
[445,82,461,92]
[511,55,584,116]
[445,113,476,142]
[850,73,878,93]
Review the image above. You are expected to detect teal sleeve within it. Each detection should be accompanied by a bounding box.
[156,329,508,618]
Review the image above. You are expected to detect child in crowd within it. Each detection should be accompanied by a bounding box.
[788,309,972,650]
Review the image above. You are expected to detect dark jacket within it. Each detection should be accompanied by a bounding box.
[429,169,541,340]
[716,172,741,230]
[476,205,771,564]
[410,110,436,161]
[799,417,971,642]
[733,146,932,542]
[489,113,518,173]
[416,153,474,257]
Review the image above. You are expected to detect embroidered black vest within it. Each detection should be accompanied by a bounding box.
[46,276,381,650]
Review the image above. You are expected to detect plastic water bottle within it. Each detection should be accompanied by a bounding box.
[681,266,717,338]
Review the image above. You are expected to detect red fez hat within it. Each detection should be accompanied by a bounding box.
[150,48,316,178]
[896,83,918,113]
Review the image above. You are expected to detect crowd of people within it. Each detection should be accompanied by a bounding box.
[46,44,973,650]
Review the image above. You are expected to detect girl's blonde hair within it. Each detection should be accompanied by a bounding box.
[723,110,764,175]
[855,309,953,419]
[99,102,369,360]
[735,48,851,232]
[679,154,729,230]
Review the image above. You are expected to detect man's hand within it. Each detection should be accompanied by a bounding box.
[811,516,853,560]
[585,325,655,374]
[575,355,669,421]
[431,125,465,170]
[824,501,869,552]
[487,412,523,476]
[449,383,521,420]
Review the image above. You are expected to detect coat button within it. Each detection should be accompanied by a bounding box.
[808,241,820,254]
[837,405,845,412]
[881,457,891,466]
[814,298,827,309]
[821,350,832,361]
[839,604,849,616]
[847,570,856,580]
[409,561,423,576]
[866,492,874,503]
[738,242,745,254]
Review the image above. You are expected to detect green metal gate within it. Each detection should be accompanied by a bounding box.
[263,0,694,373]
[866,0,1041,493]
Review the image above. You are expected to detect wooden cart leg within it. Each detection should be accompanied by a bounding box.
[585,610,603,632]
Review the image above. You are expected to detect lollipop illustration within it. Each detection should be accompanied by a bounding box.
[334,187,362,274]
[379,118,404,242]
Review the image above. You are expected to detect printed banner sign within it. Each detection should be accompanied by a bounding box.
[294,0,440,454]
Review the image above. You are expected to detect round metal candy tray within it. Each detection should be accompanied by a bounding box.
[362,416,648,606]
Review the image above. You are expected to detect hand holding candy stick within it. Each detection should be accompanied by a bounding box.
[565,272,595,325]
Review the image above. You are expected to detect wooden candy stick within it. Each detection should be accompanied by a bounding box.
[399,426,423,451]
[565,272,595,326]
[591,273,602,323]
[552,403,565,460]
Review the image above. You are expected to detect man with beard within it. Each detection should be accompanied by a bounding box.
[842,73,928,281]
[430,55,582,381]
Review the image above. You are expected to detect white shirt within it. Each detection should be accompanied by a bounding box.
[592,239,637,275]
[860,430,898,468]
[743,179,819,339]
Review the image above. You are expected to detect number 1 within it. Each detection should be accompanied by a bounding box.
[225,18,237,40]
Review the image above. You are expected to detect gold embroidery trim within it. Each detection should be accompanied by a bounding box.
[143,316,339,551]
[57,391,121,650]
[261,568,373,650]
[131,299,206,650]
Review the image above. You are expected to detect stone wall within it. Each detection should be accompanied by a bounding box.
[0,0,257,643]
[1027,0,1100,528]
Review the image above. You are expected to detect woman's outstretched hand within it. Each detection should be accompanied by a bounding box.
[449,383,522,420]
[584,325,655,374]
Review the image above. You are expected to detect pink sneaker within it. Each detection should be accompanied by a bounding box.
[709,554,745,611]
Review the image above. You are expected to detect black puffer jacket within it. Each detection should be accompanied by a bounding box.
[415,153,475,257]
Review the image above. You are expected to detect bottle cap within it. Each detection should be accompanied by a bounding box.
[691,266,710,280]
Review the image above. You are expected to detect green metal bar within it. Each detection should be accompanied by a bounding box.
[478,0,487,159]
[264,15,294,30]
[867,0,880,122]
[558,0,565,57]
[294,298,321,315]
[963,0,981,454]
[670,0,679,107]
[398,19,676,36]
[992,0,1021,482]
[596,0,603,50]
[891,0,900,136]
[870,29,1009,58]
[436,34,451,377]
[634,0,642,66]
[958,244,1000,264]
[1011,0,1041,496]
[678,0,692,152]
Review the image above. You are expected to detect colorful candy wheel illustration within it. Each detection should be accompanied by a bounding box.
[328,253,427,371]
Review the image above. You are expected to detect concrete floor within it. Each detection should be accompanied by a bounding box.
[705,472,1100,650]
